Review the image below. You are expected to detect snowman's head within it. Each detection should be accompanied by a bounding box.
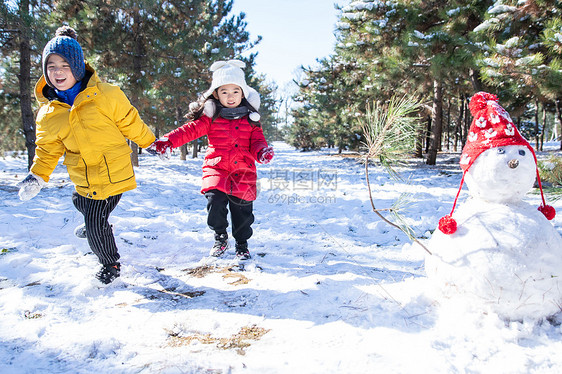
[464,145,536,203]
[438,92,555,235]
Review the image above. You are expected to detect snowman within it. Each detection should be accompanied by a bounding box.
[426,92,562,321]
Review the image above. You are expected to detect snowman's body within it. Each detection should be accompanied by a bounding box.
[426,145,562,320]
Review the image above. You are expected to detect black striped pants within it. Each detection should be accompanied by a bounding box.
[72,191,122,265]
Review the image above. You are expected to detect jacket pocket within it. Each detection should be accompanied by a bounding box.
[103,143,134,184]
[63,152,89,188]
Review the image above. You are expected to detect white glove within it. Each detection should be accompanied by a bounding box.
[17,173,47,201]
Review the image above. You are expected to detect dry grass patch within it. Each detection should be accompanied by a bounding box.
[167,325,270,355]
[183,264,250,285]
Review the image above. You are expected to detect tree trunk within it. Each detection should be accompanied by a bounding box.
[414,110,424,158]
[553,108,559,142]
[426,79,443,165]
[556,98,562,151]
[128,9,145,167]
[462,96,469,149]
[172,103,187,160]
[469,68,483,92]
[338,133,344,154]
[541,104,546,151]
[191,140,198,158]
[446,97,451,151]
[18,0,36,170]
[534,99,540,151]
[425,115,431,153]
[454,94,464,152]
[179,143,187,160]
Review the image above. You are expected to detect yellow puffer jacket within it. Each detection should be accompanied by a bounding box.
[31,64,156,200]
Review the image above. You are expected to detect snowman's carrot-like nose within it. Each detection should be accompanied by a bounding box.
[508,159,519,169]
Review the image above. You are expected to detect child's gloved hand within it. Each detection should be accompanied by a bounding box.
[258,146,274,164]
[147,138,172,160]
[17,173,46,201]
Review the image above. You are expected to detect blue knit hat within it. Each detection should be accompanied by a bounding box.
[42,26,85,87]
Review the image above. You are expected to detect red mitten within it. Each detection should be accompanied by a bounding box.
[258,146,274,164]
[147,138,173,160]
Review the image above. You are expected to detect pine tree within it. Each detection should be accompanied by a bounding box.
[475,0,562,150]
[0,0,52,168]
[316,0,488,162]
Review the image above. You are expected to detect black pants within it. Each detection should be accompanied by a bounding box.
[72,191,122,265]
[205,189,254,244]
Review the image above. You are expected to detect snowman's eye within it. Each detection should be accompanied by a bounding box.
[497,148,505,154]
[519,150,526,156]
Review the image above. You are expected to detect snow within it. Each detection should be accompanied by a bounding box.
[372,18,387,28]
[335,22,350,30]
[482,57,501,68]
[488,4,517,14]
[474,18,499,33]
[516,56,538,67]
[447,7,462,16]
[1,141,562,373]
[341,12,364,21]
[413,30,425,39]
[504,36,521,49]
[341,1,382,13]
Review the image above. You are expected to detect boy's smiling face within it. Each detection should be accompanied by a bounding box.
[213,84,244,108]
[46,54,77,91]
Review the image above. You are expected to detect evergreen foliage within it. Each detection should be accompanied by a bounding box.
[0,0,280,158]
[2,1,562,158]
[290,0,562,157]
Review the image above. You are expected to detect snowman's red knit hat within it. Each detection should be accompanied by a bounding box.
[438,92,555,235]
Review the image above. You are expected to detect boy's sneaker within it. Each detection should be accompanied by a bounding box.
[95,262,120,284]
[210,233,229,257]
[235,242,251,260]
[74,224,87,238]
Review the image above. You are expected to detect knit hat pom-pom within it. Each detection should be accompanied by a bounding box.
[438,215,457,235]
[55,26,78,40]
[538,204,556,220]
[209,59,246,72]
[469,92,498,116]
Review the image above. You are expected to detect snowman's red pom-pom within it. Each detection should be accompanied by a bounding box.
[438,215,457,235]
[538,204,556,220]
[469,92,498,116]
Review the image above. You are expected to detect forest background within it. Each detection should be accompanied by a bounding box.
[1,0,562,170]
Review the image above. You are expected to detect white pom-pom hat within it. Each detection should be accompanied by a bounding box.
[203,60,261,119]
[204,60,249,98]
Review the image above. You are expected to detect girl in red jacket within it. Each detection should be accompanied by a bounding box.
[149,60,274,260]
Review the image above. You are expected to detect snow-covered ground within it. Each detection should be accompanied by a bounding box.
[1,141,561,373]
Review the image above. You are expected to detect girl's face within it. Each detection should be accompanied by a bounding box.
[214,84,244,108]
[46,54,77,91]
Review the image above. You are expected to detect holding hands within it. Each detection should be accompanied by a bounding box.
[258,146,274,164]
[147,137,173,160]
[17,173,47,201]
[147,138,273,165]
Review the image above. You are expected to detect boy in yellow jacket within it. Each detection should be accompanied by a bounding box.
[17,26,156,284]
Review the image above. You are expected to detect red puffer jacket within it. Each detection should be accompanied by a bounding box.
[165,115,268,201]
